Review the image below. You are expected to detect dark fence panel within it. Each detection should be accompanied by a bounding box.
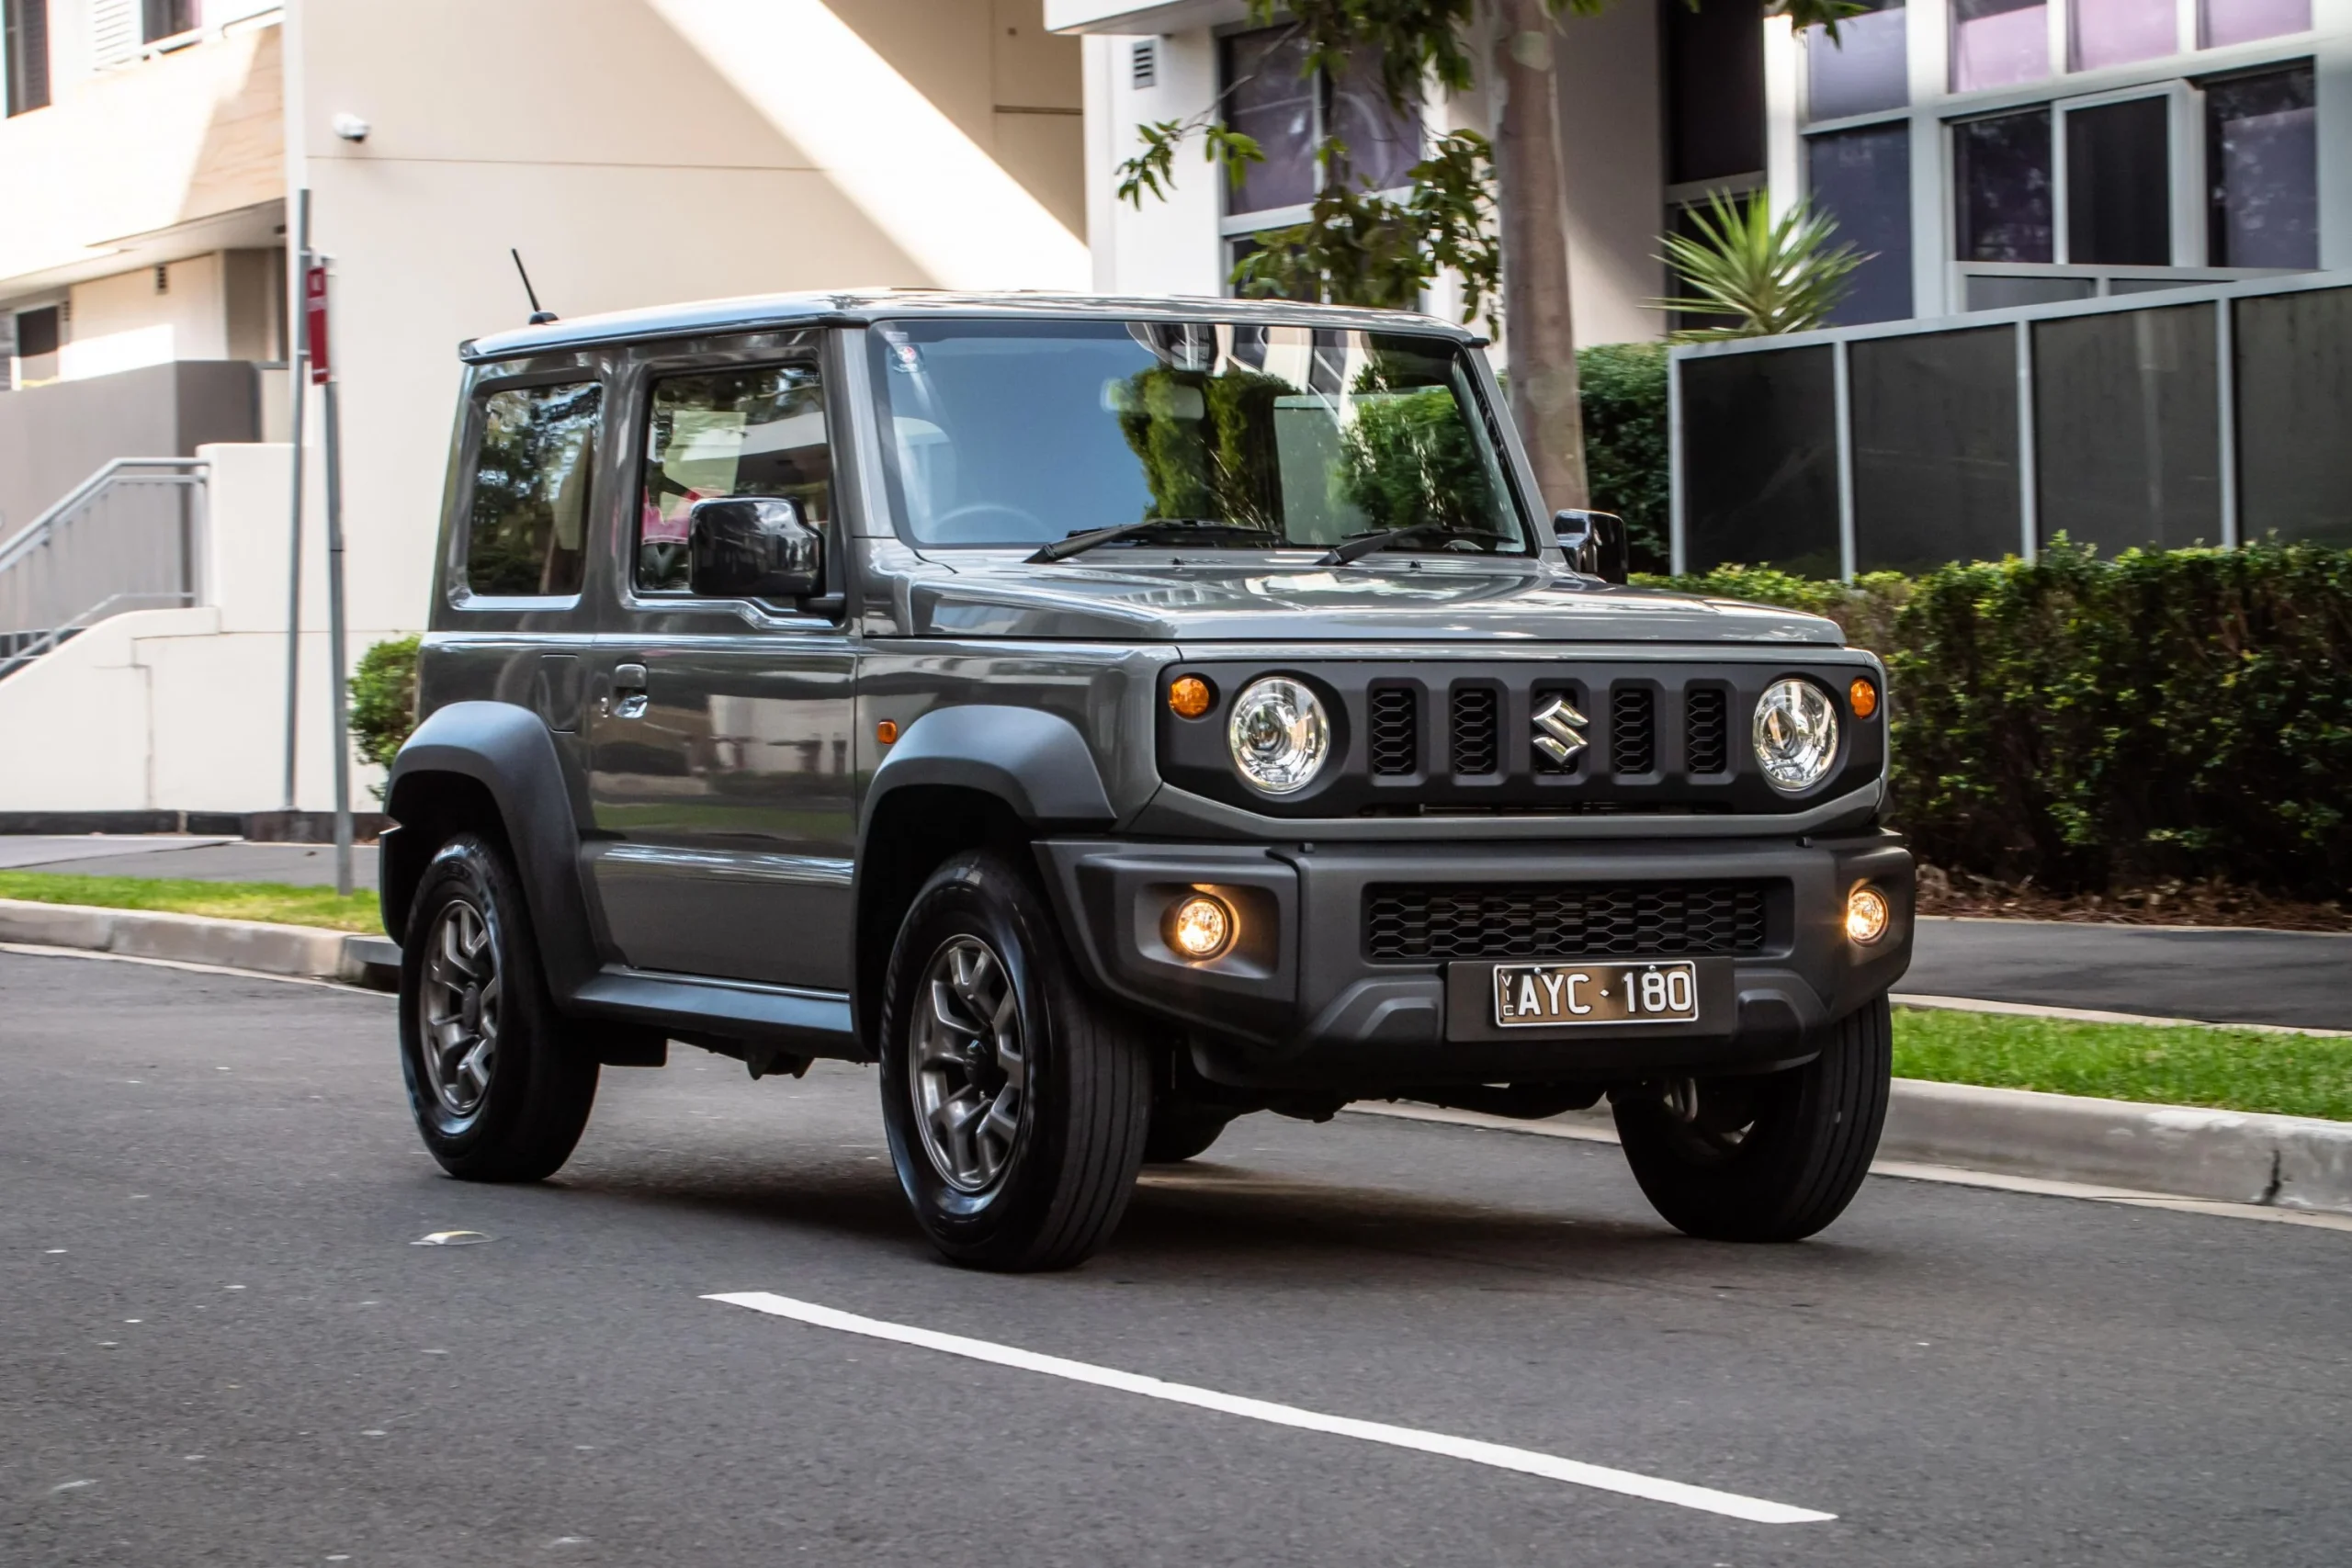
[2235,287,2352,548]
[2033,304,2220,552]
[1850,326,2018,573]
[1679,345,1838,576]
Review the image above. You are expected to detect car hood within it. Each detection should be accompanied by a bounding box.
[902,554,1843,645]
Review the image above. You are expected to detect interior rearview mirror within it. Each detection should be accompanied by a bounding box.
[1554,509,1628,585]
[687,496,823,602]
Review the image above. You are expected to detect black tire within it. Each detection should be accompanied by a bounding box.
[1612,995,1892,1242]
[877,850,1151,1271]
[398,833,599,1183]
[1143,1103,1234,1164]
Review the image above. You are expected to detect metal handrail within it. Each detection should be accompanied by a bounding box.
[0,457,210,681]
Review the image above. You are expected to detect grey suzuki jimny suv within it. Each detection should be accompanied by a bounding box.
[382,290,1914,1271]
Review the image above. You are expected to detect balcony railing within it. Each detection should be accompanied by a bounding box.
[0,458,209,681]
[1668,270,2352,579]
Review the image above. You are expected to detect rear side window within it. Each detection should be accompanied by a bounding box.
[637,364,831,592]
[462,379,601,598]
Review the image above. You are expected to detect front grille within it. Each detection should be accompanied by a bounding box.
[1369,685,1418,776]
[1364,881,1770,962]
[1685,688,1728,774]
[1450,687,1499,775]
[1611,686,1657,775]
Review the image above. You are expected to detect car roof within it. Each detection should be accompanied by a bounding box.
[459,288,1482,363]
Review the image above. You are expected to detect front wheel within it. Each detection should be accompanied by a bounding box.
[1612,995,1892,1242]
[398,833,599,1183]
[876,851,1152,1271]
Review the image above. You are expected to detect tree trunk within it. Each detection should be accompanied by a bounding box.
[1494,0,1589,512]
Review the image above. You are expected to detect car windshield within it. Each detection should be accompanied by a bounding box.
[866,319,1529,555]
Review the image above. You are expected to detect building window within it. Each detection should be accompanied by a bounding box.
[1666,0,1766,184]
[4,0,49,115]
[2072,0,2177,71]
[1218,26,1419,221]
[1951,0,2049,92]
[1954,108,2052,262]
[2065,96,2171,265]
[141,0,196,43]
[2201,0,2310,47]
[16,304,60,359]
[1807,123,1914,321]
[2206,64,2317,268]
[1805,0,1906,121]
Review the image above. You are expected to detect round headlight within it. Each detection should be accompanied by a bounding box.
[1753,678,1839,792]
[1227,677,1329,795]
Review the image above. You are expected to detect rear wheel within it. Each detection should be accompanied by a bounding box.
[1612,995,1891,1242]
[877,851,1151,1271]
[398,833,599,1183]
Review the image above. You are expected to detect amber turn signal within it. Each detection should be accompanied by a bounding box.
[1848,677,1879,719]
[1168,676,1214,719]
[875,719,899,745]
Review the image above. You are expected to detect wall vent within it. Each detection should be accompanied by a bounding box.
[1131,39,1158,90]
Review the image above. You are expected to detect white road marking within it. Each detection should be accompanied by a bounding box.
[705,1291,1834,1525]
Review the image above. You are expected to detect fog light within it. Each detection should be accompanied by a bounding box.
[1167,894,1234,961]
[1846,884,1891,945]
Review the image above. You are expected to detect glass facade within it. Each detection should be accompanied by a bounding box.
[1807,124,1914,322]
[1955,110,2053,263]
[2072,0,2178,71]
[2206,66,2318,269]
[1851,328,2023,572]
[1221,28,1317,215]
[1805,0,1907,120]
[1952,0,2050,91]
[2033,305,2220,551]
[2201,0,2310,47]
[2065,96,2172,265]
[1679,347,1841,576]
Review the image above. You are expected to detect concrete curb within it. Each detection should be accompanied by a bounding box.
[1883,1078,2352,1215]
[0,899,395,988]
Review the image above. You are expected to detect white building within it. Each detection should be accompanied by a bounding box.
[0,0,1088,818]
[1056,0,2346,332]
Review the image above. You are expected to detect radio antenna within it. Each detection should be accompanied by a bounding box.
[511,249,558,324]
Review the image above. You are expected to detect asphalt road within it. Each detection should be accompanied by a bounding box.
[5,951,2346,1566]
[1904,916,2352,1032]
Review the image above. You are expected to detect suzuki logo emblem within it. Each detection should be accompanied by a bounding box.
[1532,695,1589,765]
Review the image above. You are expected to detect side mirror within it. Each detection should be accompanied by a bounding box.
[687,496,823,602]
[1554,509,1628,584]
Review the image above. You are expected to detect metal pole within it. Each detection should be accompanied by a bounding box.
[321,265,353,898]
[1832,340,1857,582]
[281,189,311,811]
[2015,320,2039,564]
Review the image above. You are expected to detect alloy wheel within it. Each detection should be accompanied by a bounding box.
[418,898,501,1123]
[910,935,1029,1193]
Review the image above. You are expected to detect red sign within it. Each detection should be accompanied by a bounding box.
[304,262,331,384]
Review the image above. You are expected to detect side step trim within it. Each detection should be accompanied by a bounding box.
[569,965,858,1055]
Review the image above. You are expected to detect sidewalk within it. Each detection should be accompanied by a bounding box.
[0,834,380,891]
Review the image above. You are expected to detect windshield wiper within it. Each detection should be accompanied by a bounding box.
[1028,519,1276,564]
[1320,524,1513,566]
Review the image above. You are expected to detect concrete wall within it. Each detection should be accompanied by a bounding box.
[292,0,1091,637]
[1556,1,1666,346]
[0,361,259,539]
[0,442,392,812]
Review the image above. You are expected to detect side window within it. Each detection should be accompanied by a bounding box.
[637,363,831,593]
[463,379,600,598]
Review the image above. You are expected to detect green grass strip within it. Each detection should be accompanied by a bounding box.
[1894,1006,2352,1122]
[0,871,382,934]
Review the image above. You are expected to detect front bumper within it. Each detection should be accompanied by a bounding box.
[1035,831,1914,1091]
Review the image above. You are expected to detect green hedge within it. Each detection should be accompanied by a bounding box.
[350,634,421,783]
[1646,546,2352,899]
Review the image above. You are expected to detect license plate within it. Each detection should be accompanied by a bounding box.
[1490,960,1701,1028]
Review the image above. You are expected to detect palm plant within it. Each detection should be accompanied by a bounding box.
[1657,193,1869,339]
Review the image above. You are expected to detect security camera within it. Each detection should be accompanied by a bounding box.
[332,113,371,142]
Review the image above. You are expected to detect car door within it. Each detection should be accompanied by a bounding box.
[584,344,856,991]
